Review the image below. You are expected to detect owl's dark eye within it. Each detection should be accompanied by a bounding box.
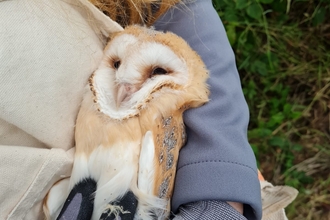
[151,67,168,75]
[113,60,121,69]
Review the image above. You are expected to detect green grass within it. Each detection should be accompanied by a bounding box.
[212,0,330,219]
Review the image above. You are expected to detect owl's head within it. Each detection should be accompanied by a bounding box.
[88,25,209,120]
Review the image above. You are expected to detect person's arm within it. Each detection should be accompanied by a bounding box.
[154,0,262,219]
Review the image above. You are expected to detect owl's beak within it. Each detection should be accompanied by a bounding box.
[116,83,138,108]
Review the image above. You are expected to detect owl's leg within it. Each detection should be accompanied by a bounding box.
[134,131,168,220]
[90,144,139,220]
[138,131,155,194]
[56,178,97,220]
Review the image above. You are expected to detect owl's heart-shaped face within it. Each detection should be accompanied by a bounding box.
[88,25,209,121]
[90,32,188,120]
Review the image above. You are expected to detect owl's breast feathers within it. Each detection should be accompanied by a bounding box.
[75,87,187,198]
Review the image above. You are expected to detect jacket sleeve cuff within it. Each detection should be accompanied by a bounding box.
[173,200,247,220]
[171,161,260,220]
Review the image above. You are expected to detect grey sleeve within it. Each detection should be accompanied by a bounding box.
[173,200,247,220]
[154,0,262,219]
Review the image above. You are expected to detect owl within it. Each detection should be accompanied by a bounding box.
[43,25,209,220]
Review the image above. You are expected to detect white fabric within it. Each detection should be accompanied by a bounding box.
[0,0,122,219]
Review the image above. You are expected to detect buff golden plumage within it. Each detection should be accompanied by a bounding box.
[43,25,209,220]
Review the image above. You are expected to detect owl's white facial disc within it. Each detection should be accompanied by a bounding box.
[90,33,189,120]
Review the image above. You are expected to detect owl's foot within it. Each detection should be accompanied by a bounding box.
[100,191,137,220]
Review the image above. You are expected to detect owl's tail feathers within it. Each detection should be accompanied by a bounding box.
[56,178,97,220]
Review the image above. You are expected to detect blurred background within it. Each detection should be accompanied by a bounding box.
[212,0,330,219]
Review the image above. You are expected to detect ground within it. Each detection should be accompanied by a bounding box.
[213,0,330,219]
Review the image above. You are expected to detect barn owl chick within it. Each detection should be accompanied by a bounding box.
[43,25,209,220]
